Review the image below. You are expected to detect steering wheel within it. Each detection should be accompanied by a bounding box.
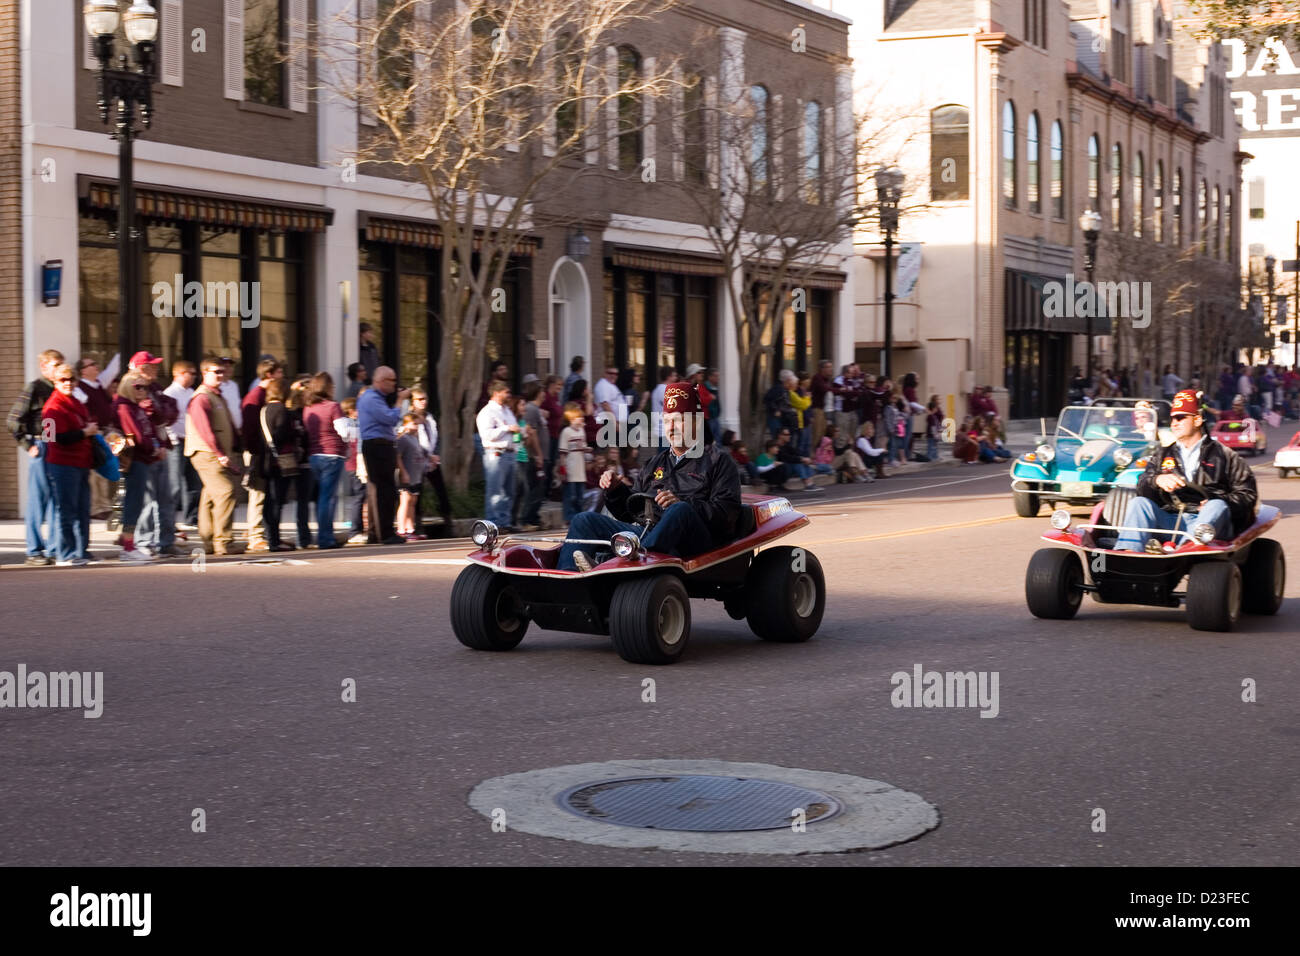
[1171,480,1209,504]
[625,491,663,529]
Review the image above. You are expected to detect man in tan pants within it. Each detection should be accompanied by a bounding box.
[185,357,244,555]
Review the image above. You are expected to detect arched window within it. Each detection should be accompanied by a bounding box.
[749,84,769,190]
[1027,112,1040,213]
[1213,185,1221,258]
[930,105,969,201]
[1002,100,1016,207]
[1111,143,1122,230]
[803,100,822,203]
[682,72,707,185]
[1174,167,1184,245]
[617,46,643,172]
[1088,134,1100,207]
[1050,120,1064,218]
[554,32,579,150]
[1199,179,1208,253]
[1133,152,1144,237]
[1153,160,1164,242]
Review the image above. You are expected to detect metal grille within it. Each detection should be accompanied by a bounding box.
[558,775,841,832]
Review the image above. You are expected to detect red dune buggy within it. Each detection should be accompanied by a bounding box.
[449,494,826,664]
[1025,486,1285,632]
[1212,418,1267,456]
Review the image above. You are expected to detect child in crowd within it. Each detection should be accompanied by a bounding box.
[754,441,787,491]
[811,429,835,476]
[953,416,980,464]
[856,421,888,478]
[584,452,607,511]
[721,430,758,484]
[395,413,428,539]
[925,395,944,462]
[559,402,590,522]
[826,424,869,483]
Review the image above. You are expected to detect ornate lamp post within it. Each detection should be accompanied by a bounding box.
[85,0,159,367]
[874,166,904,379]
[1079,209,1102,382]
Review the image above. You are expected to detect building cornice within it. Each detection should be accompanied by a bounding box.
[1066,70,1212,145]
[974,32,1021,55]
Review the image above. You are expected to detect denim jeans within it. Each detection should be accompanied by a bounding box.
[121,457,150,532]
[135,456,174,550]
[262,473,288,548]
[558,501,714,570]
[310,454,345,547]
[25,445,55,557]
[796,426,811,458]
[563,481,586,522]
[168,444,200,525]
[1114,497,1232,552]
[926,435,938,461]
[482,450,514,526]
[46,462,90,561]
[292,469,315,547]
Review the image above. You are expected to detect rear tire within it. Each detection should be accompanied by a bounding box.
[450,565,529,651]
[1025,548,1084,619]
[1242,538,1285,616]
[609,574,691,664]
[1186,561,1241,632]
[744,546,826,642]
[1014,490,1041,517]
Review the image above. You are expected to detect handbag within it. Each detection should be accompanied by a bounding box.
[261,406,299,476]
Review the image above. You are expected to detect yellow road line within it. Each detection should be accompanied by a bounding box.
[795,513,1020,547]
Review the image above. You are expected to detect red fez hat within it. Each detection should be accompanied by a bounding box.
[1171,389,1201,417]
[662,382,700,414]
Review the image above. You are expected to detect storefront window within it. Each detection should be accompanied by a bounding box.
[625,272,647,373]
[78,217,118,366]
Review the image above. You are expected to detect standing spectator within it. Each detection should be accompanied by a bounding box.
[810,360,835,452]
[302,371,347,549]
[900,372,921,456]
[860,372,887,441]
[1163,364,1185,402]
[788,374,813,457]
[41,363,98,566]
[127,353,181,556]
[882,389,908,466]
[395,414,428,539]
[1216,365,1236,411]
[924,395,944,462]
[704,368,722,444]
[216,356,243,430]
[509,394,542,531]
[410,388,454,537]
[477,380,520,530]
[335,396,364,542]
[1139,358,1155,397]
[358,367,409,545]
[569,379,600,447]
[240,357,283,552]
[764,369,796,439]
[618,367,648,423]
[651,367,679,446]
[559,403,590,522]
[253,378,297,552]
[359,323,380,384]
[285,377,316,548]
[478,360,509,412]
[1068,367,1089,404]
[73,354,115,520]
[593,363,622,429]
[562,355,585,403]
[832,364,862,438]
[518,382,547,530]
[344,362,367,399]
[540,375,565,501]
[8,349,64,565]
[113,374,166,562]
[163,360,200,529]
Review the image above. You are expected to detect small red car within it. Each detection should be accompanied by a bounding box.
[450,494,826,664]
[1212,418,1267,456]
[1273,430,1300,478]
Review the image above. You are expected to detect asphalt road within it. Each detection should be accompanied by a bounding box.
[1,441,1297,866]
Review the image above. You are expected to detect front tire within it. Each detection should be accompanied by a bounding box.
[1242,538,1285,616]
[744,546,826,642]
[1014,490,1041,517]
[450,565,529,651]
[1186,561,1241,632]
[609,574,691,664]
[1025,548,1084,619]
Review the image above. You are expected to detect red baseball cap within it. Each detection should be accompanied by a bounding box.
[662,382,701,414]
[130,351,163,367]
[1171,389,1201,417]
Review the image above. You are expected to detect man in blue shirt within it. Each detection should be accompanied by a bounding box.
[358,366,410,545]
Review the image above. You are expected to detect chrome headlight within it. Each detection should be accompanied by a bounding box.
[471,520,498,550]
[1036,444,1055,462]
[1113,449,1133,469]
[1191,523,1216,545]
[1050,509,1072,530]
[611,531,642,558]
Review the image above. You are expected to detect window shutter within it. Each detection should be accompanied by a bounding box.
[288,0,308,111]
[161,0,184,87]
[671,64,683,181]
[771,93,783,199]
[223,0,244,101]
[642,55,656,171]
[360,0,377,125]
[704,75,718,189]
[606,46,619,171]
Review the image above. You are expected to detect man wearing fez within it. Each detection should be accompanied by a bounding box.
[557,382,742,571]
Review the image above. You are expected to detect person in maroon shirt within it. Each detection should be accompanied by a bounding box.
[540,374,565,502]
[302,371,347,548]
[43,364,98,564]
[809,360,834,451]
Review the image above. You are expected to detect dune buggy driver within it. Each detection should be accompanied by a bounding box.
[557,382,742,571]
[1114,389,1258,552]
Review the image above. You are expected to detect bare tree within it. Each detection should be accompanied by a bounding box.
[318,0,679,491]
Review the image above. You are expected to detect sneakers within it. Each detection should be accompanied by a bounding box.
[56,557,89,567]
[247,540,271,553]
[24,555,53,567]
[119,548,156,563]
[572,550,594,572]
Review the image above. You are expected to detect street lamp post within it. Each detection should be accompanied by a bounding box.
[1079,209,1102,383]
[874,167,904,379]
[85,1,159,369]
[1265,254,1277,363]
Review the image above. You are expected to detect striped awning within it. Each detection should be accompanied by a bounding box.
[748,266,847,291]
[610,246,726,276]
[359,212,539,256]
[79,176,333,232]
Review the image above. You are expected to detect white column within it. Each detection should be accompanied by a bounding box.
[834,65,856,365]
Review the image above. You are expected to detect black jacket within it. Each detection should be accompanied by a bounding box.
[1135,435,1258,536]
[6,377,55,450]
[605,441,742,542]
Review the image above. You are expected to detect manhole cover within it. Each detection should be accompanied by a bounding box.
[558,775,841,832]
